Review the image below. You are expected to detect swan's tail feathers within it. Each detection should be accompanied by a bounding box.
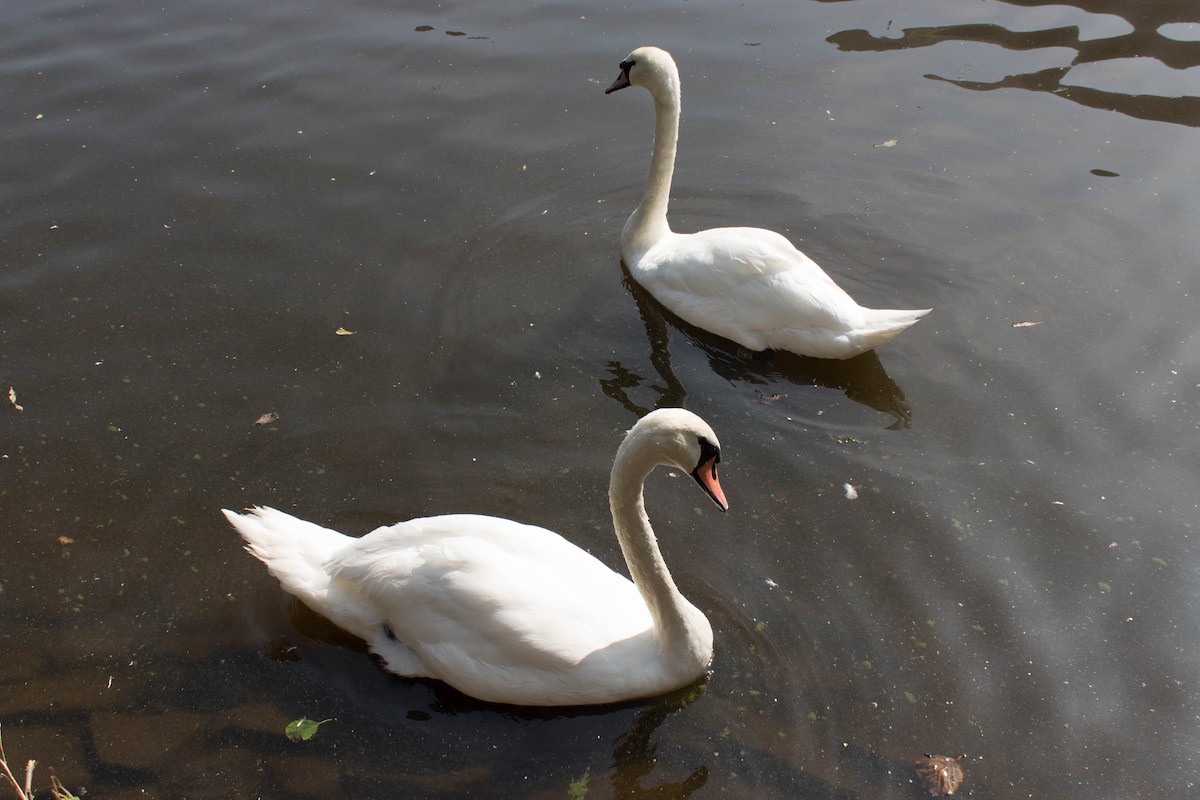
[222,506,348,604]
[856,307,932,351]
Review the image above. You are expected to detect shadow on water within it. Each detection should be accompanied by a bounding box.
[601,271,914,429]
[824,0,1200,127]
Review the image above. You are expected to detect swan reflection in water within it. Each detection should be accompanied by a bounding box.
[608,695,709,799]
[603,273,916,430]
[417,666,711,799]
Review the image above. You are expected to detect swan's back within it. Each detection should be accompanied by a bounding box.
[634,228,929,357]
[336,514,654,659]
[341,515,668,704]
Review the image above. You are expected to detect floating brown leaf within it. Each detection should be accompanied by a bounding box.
[915,754,965,796]
[1011,321,1041,328]
[58,535,75,545]
[255,412,280,426]
[335,327,356,336]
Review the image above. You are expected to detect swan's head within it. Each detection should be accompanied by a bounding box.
[604,46,680,99]
[626,408,728,511]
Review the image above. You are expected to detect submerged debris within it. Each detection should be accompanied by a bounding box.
[264,637,301,662]
[914,753,965,796]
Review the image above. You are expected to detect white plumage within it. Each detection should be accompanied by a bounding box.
[223,408,728,706]
[606,46,930,359]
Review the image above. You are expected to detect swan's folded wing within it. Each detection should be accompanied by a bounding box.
[637,228,865,348]
[329,515,652,673]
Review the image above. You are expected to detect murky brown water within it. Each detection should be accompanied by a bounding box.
[3,0,1199,797]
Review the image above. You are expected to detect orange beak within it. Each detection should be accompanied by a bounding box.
[692,456,729,511]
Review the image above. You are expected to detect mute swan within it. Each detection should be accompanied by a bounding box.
[223,408,728,706]
[606,46,930,360]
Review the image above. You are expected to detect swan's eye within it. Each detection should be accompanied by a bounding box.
[697,436,720,467]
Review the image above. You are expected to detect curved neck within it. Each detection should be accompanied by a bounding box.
[608,436,694,649]
[623,81,680,255]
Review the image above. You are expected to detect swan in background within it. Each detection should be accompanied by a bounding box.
[605,46,930,360]
[223,408,728,706]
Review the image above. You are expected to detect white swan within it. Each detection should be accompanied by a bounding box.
[606,46,930,360]
[223,408,728,706]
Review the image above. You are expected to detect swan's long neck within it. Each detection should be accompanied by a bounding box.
[622,73,680,258]
[608,434,700,655]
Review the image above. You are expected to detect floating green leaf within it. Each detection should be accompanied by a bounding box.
[286,717,333,742]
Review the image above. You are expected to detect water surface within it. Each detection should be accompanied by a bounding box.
[2,0,1199,797]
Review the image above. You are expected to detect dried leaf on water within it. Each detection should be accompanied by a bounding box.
[285,717,332,742]
[335,327,356,336]
[914,754,965,796]
[1012,321,1042,328]
[255,412,280,426]
[8,387,23,412]
[873,138,899,148]
[754,390,782,404]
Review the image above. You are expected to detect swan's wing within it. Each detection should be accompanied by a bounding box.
[635,228,867,349]
[328,514,651,674]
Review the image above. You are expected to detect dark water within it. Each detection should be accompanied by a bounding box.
[2,0,1198,797]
